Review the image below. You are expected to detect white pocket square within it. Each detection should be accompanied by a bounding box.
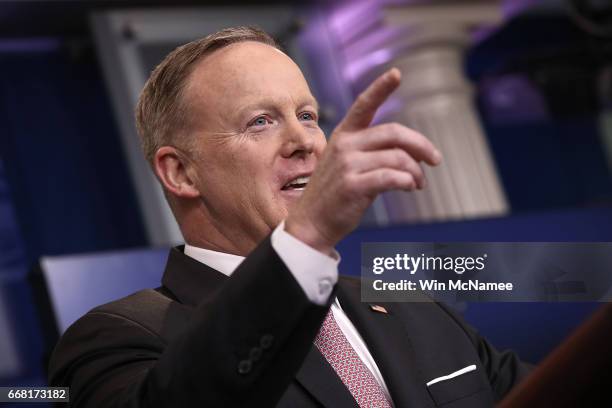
[426,364,477,387]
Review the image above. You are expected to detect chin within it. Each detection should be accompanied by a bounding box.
[274,194,297,215]
[271,190,304,222]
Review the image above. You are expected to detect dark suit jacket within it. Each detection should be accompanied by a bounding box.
[49,236,530,407]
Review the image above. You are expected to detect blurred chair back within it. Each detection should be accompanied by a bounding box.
[31,248,169,347]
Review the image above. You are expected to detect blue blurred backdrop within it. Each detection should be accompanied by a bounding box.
[1,1,611,404]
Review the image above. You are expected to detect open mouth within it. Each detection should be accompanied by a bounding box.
[281,176,310,191]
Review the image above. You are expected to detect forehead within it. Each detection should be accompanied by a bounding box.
[184,41,314,111]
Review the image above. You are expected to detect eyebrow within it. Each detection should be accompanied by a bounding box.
[236,97,320,119]
[309,98,320,111]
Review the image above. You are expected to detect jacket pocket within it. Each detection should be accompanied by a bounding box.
[426,365,492,407]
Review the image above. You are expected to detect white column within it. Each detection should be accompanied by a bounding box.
[387,3,508,222]
[337,1,510,223]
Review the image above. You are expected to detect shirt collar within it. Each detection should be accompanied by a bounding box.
[183,244,245,276]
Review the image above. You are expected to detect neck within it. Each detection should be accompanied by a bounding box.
[177,202,266,256]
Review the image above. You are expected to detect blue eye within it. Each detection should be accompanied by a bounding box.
[250,116,270,127]
[299,112,316,121]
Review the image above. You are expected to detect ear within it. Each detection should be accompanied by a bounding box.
[153,146,200,199]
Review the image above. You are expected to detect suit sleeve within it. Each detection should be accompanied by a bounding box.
[48,235,333,407]
[436,302,534,401]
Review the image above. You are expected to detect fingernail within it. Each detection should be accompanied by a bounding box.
[388,67,401,81]
[432,149,442,165]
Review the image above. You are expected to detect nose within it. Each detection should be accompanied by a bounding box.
[280,118,316,159]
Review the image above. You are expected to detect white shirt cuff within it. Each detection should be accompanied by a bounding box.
[270,220,340,305]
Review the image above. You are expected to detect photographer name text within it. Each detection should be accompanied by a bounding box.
[372,279,513,291]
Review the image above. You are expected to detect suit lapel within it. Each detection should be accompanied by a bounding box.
[161,246,228,306]
[336,277,436,408]
[294,346,359,408]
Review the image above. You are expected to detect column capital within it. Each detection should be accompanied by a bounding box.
[384,1,502,29]
[382,1,502,52]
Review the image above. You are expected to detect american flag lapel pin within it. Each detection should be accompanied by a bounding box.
[369,304,388,314]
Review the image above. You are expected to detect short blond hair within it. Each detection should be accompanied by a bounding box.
[135,26,278,164]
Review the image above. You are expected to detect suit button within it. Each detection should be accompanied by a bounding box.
[237,359,252,375]
[249,347,263,361]
[260,334,274,349]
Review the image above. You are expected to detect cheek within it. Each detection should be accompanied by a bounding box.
[312,129,328,152]
[230,145,277,188]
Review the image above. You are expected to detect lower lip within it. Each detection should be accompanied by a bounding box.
[280,188,305,199]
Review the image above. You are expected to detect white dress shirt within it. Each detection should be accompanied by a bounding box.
[183,221,392,402]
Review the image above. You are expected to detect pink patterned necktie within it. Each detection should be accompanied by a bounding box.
[314,310,392,408]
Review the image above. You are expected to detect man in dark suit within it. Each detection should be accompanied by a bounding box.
[49,26,530,407]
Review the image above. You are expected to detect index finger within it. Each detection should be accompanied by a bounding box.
[337,68,401,132]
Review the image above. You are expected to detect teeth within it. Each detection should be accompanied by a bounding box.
[290,176,309,185]
[284,176,310,189]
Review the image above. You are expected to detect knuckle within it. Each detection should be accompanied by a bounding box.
[394,148,408,164]
[377,170,392,187]
[404,173,416,189]
[403,155,418,171]
[387,150,401,168]
[390,122,403,132]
